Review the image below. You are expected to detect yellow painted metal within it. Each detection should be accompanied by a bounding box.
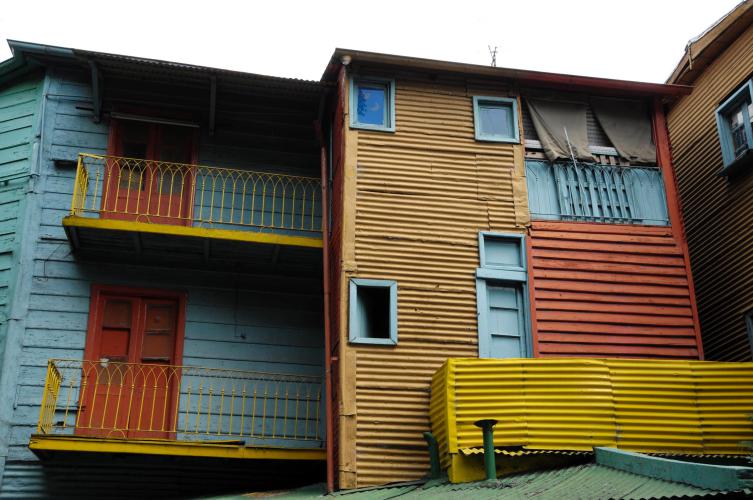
[37,359,323,449]
[341,75,529,488]
[431,358,753,483]
[29,435,326,461]
[62,215,323,248]
[69,153,322,235]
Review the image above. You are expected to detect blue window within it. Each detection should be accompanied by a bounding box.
[349,278,398,345]
[350,78,395,132]
[476,233,531,358]
[473,96,519,143]
[715,80,753,173]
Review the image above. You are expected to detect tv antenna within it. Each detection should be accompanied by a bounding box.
[488,46,498,67]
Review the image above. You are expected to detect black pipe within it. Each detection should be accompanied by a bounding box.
[423,432,441,479]
[474,419,498,481]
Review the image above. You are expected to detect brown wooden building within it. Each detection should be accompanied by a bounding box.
[667,0,753,361]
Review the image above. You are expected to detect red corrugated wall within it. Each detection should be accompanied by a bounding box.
[528,221,701,359]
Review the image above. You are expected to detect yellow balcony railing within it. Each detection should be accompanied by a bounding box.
[37,359,323,446]
[70,153,322,233]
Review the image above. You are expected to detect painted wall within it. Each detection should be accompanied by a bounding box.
[0,73,44,488]
[334,71,529,488]
[529,222,700,358]
[667,21,753,361]
[333,68,702,488]
[0,67,324,496]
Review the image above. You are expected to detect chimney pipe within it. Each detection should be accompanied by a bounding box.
[474,419,498,481]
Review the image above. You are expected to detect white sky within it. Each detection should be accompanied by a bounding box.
[0,0,743,83]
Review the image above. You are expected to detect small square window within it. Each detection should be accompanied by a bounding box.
[349,278,398,345]
[715,80,753,172]
[350,78,395,132]
[473,96,519,143]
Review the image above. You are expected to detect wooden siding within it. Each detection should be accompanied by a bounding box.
[338,73,528,487]
[0,68,325,494]
[667,21,753,361]
[0,74,43,487]
[529,222,700,359]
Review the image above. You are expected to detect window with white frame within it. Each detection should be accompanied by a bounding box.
[350,77,395,132]
[349,278,398,345]
[473,96,520,143]
[715,80,753,171]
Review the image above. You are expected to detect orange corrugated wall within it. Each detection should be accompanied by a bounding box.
[529,221,701,358]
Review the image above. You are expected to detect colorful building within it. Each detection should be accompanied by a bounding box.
[322,49,709,489]
[0,40,750,497]
[666,1,753,361]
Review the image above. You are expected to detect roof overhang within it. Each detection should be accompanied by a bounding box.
[668,0,753,85]
[1,40,329,97]
[324,48,692,98]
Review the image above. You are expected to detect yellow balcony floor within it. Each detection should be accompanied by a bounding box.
[29,434,325,461]
[63,216,322,250]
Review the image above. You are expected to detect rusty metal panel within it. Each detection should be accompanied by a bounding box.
[529,222,701,358]
[667,22,753,361]
[347,75,526,487]
[430,358,753,482]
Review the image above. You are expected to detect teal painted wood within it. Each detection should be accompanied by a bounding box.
[525,160,669,225]
[475,233,531,359]
[1,67,326,482]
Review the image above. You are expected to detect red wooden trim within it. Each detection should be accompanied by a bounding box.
[652,98,704,360]
[526,231,540,358]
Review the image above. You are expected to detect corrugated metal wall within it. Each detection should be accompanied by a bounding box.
[667,22,753,361]
[431,358,753,483]
[529,222,700,358]
[341,74,528,487]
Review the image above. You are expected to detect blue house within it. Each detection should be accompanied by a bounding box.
[0,41,329,497]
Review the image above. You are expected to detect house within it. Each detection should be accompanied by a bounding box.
[0,41,330,497]
[666,0,753,361]
[0,40,751,497]
[321,49,715,489]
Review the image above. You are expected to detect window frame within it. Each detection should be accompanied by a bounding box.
[348,278,398,345]
[349,77,396,132]
[715,80,753,171]
[475,233,532,358]
[472,96,520,143]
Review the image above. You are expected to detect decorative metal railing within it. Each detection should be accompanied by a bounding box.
[37,359,323,445]
[526,160,669,225]
[70,153,322,233]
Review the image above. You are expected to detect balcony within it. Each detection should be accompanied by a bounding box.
[30,359,324,461]
[526,161,669,225]
[63,154,323,265]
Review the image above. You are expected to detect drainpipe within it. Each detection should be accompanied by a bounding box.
[475,419,498,481]
[315,92,334,493]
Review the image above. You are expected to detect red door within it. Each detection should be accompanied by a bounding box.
[103,120,195,225]
[77,286,185,439]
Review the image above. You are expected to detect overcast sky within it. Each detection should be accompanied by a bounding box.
[0,1,742,83]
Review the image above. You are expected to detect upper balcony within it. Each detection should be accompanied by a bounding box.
[63,153,323,265]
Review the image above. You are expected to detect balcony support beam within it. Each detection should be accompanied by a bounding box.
[29,435,326,461]
[89,60,102,123]
[209,75,217,136]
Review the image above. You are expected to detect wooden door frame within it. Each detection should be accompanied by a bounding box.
[83,284,187,366]
[105,117,199,226]
[81,284,187,439]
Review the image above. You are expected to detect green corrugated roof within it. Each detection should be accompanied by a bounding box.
[242,463,749,500]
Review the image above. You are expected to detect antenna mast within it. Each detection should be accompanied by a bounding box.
[488,46,498,67]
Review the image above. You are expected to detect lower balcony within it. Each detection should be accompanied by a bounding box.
[63,154,323,267]
[30,359,325,462]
